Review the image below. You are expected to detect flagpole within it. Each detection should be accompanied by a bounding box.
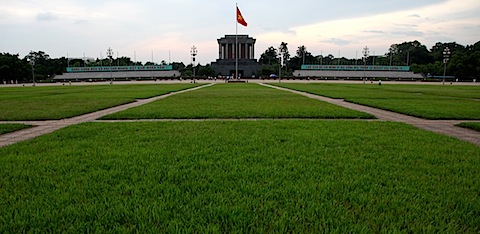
[235,3,238,80]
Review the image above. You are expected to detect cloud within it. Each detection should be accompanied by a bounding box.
[321,38,352,46]
[391,30,424,37]
[74,19,89,25]
[393,23,418,28]
[1,0,478,65]
[36,12,59,21]
[362,30,386,34]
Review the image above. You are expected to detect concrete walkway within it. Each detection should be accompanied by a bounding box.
[0,83,214,147]
[260,83,480,146]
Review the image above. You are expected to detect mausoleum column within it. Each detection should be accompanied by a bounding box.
[226,43,230,59]
[244,43,248,59]
[221,44,225,59]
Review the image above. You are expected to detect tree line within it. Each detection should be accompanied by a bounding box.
[0,51,217,83]
[258,40,480,80]
[1,40,479,83]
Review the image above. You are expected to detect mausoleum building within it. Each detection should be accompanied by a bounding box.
[211,35,261,78]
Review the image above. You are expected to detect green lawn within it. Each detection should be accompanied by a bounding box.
[456,122,480,132]
[0,124,31,134]
[271,83,480,119]
[0,84,201,121]
[101,83,374,119]
[1,121,479,232]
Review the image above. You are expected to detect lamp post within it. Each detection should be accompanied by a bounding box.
[278,46,285,82]
[362,46,369,84]
[320,50,323,65]
[190,45,197,81]
[29,54,35,87]
[389,47,393,67]
[442,47,450,85]
[107,47,113,84]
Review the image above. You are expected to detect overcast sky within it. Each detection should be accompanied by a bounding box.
[1,0,479,65]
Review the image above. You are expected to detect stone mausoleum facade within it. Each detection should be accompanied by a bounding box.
[211,35,261,78]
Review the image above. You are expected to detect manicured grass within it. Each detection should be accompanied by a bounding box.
[1,121,479,232]
[272,83,480,119]
[456,122,480,132]
[0,124,31,134]
[0,84,201,121]
[101,83,374,119]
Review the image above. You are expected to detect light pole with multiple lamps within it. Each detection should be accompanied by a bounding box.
[388,47,393,66]
[278,46,285,82]
[107,47,114,84]
[29,54,35,87]
[442,47,451,85]
[190,45,197,82]
[362,46,369,84]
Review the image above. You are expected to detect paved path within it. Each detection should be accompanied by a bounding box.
[1,82,479,147]
[261,83,480,146]
[0,84,214,147]
[2,79,480,87]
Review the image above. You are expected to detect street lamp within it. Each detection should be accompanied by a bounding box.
[388,47,393,67]
[319,50,323,66]
[190,45,197,81]
[278,46,284,82]
[362,46,369,84]
[29,53,35,87]
[107,47,113,84]
[442,47,451,85]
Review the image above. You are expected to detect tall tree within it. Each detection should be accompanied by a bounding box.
[278,42,290,65]
[0,53,30,83]
[197,64,215,77]
[389,41,432,66]
[259,46,279,65]
[25,51,50,63]
[430,42,465,61]
[24,51,52,80]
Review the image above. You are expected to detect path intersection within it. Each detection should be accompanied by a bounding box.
[1,82,479,147]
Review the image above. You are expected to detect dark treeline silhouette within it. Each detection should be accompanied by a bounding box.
[1,40,479,83]
[258,40,480,80]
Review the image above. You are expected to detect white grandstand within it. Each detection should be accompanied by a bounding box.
[54,70,181,81]
[293,70,424,80]
[54,65,181,81]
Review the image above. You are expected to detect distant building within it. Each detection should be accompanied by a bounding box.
[211,35,261,78]
[54,65,180,81]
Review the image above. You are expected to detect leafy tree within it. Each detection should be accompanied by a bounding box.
[0,53,30,83]
[258,47,281,76]
[181,64,199,77]
[117,56,134,66]
[24,51,52,80]
[69,58,86,67]
[49,57,68,75]
[181,63,194,77]
[259,64,280,77]
[197,64,215,77]
[25,51,50,63]
[449,41,480,79]
[407,40,480,79]
[286,45,315,71]
[171,62,185,71]
[322,54,335,65]
[388,41,432,66]
[259,47,279,65]
[430,42,465,62]
[278,42,290,65]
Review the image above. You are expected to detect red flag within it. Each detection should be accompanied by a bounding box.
[237,7,247,27]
